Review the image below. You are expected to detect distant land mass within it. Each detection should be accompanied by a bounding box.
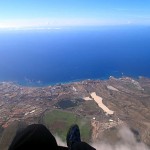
[0,76,150,149]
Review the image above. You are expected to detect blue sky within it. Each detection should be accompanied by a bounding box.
[0,0,150,28]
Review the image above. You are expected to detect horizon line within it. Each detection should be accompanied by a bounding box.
[0,24,150,31]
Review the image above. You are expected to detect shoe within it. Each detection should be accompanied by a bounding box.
[66,124,81,149]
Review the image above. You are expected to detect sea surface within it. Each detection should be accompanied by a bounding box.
[0,26,150,86]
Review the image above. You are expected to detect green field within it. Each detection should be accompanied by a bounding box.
[43,110,91,142]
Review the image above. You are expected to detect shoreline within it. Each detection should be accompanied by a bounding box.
[0,75,148,88]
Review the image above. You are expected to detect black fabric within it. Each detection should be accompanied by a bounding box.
[71,142,96,150]
[9,124,67,150]
[9,124,96,150]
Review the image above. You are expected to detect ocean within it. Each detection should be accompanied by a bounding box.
[0,26,150,86]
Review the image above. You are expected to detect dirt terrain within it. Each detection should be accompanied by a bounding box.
[0,76,150,149]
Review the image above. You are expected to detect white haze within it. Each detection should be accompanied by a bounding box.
[55,126,149,150]
[55,135,67,147]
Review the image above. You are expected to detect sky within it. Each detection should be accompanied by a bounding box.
[0,0,150,28]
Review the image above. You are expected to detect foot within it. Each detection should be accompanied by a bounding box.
[66,124,81,149]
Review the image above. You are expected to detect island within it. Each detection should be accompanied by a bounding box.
[0,76,150,149]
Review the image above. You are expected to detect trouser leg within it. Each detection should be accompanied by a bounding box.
[9,124,59,150]
[71,142,96,150]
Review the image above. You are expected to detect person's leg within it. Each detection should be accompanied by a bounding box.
[66,124,96,150]
[9,124,59,150]
[66,124,81,148]
[71,142,96,150]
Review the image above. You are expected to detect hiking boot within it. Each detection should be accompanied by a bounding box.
[66,124,81,149]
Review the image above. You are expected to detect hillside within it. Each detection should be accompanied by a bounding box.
[0,76,150,149]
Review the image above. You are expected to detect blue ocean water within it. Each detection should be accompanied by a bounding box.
[0,26,150,86]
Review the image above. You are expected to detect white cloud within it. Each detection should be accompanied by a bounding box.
[92,127,150,150]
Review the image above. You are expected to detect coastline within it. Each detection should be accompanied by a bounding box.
[0,73,150,146]
[0,75,148,87]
